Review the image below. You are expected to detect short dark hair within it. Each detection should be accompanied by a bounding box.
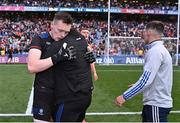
[146,21,164,34]
[79,24,89,31]
[80,27,89,32]
[53,12,73,24]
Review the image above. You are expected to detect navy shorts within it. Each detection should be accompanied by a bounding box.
[53,92,92,122]
[142,105,171,122]
[32,87,55,121]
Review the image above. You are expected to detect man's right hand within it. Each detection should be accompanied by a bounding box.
[115,95,126,107]
[51,43,76,65]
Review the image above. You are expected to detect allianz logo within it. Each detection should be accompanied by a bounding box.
[126,57,144,64]
[96,57,114,64]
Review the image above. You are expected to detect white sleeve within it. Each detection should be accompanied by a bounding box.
[122,49,163,100]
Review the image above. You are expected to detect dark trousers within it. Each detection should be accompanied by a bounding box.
[142,105,171,122]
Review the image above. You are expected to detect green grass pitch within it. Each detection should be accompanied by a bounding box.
[0,64,179,122]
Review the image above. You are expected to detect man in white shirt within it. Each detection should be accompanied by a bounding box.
[115,21,173,122]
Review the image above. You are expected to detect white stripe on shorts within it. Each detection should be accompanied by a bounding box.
[152,106,159,123]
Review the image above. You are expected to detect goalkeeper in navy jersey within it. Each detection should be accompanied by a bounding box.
[115,21,173,122]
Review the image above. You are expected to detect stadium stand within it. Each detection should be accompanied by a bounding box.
[111,0,178,11]
[0,0,178,59]
[0,12,178,56]
[0,0,177,11]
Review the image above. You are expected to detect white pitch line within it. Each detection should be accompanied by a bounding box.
[86,112,141,115]
[97,70,180,72]
[25,87,34,114]
[97,70,141,72]
[87,111,180,115]
[0,114,33,117]
[1,111,180,117]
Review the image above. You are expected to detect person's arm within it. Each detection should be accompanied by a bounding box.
[90,62,98,81]
[27,49,53,74]
[86,44,98,80]
[28,45,76,74]
[27,36,76,74]
[27,36,54,74]
[85,44,96,63]
[115,48,163,106]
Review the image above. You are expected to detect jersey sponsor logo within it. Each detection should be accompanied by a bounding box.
[76,37,81,40]
[46,42,51,45]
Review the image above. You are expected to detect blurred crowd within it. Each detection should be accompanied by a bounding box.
[111,0,177,11]
[109,38,145,56]
[0,0,107,8]
[0,12,178,57]
[107,38,177,57]
[110,20,177,37]
[0,0,178,11]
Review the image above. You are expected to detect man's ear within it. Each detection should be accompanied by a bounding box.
[50,22,54,29]
[147,29,153,37]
